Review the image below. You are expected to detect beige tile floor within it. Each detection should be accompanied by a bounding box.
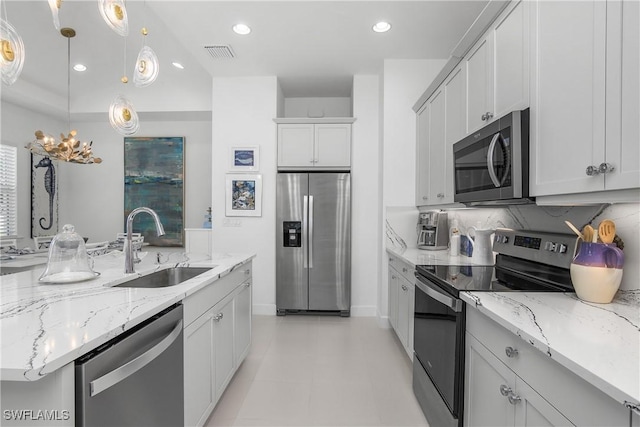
[205,315,429,427]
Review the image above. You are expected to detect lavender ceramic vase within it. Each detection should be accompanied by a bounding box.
[570,242,624,303]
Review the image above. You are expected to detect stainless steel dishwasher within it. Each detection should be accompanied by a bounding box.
[75,304,184,426]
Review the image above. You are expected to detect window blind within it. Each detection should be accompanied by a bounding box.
[0,145,18,237]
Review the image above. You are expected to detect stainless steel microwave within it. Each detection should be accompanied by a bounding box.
[453,109,532,205]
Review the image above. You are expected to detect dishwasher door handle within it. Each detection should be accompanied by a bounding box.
[90,319,183,397]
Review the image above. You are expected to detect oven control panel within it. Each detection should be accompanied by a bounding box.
[493,228,578,269]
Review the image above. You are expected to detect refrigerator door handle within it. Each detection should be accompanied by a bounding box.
[309,195,314,269]
[303,195,309,268]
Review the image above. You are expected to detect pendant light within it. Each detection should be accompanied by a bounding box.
[133,0,158,87]
[98,0,128,36]
[0,1,25,86]
[26,28,102,164]
[108,34,139,135]
[47,0,62,30]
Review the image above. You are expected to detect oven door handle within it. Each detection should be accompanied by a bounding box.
[415,278,463,312]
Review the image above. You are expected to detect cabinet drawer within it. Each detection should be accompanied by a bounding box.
[388,255,415,284]
[466,306,629,427]
[184,263,252,327]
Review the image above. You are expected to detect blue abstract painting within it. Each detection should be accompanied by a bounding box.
[124,137,184,246]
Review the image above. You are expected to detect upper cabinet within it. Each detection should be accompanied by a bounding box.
[275,118,355,170]
[530,0,639,199]
[466,0,530,134]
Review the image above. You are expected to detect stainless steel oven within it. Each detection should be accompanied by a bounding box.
[413,270,465,427]
[453,109,531,205]
[412,229,577,427]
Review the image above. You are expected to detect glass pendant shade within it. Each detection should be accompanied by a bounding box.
[109,95,139,135]
[98,0,129,36]
[133,45,159,87]
[48,0,61,30]
[0,18,25,86]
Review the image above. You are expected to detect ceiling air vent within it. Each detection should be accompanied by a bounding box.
[204,45,235,59]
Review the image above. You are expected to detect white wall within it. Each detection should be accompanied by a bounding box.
[283,97,352,118]
[211,76,278,315]
[351,75,380,316]
[379,59,447,320]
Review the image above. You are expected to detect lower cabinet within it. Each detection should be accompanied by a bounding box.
[465,306,630,427]
[465,332,572,427]
[388,255,414,360]
[184,263,252,427]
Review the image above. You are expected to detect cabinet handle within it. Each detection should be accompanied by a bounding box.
[214,313,224,321]
[437,193,444,198]
[422,196,428,200]
[507,392,522,405]
[392,275,397,279]
[481,113,487,121]
[586,165,601,176]
[499,384,512,396]
[505,346,519,358]
[486,112,493,121]
[401,285,408,291]
[402,267,408,273]
[245,281,251,288]
[244,269,251,276]
[599,163,615,174]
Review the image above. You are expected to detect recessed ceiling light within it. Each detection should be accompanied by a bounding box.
[172,62,184,69]
[232,23,251,35]
[372,21,391,33]
[73,64,87,72]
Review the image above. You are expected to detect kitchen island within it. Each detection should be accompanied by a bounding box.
[1,248,255,426]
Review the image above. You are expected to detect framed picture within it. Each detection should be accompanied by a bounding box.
[229,146,259,171]
[225,174,262,217]
[124,136,185,246]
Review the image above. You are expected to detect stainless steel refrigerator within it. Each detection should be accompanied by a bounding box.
[276,172,351,316]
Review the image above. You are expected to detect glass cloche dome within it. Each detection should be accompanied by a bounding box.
[39,224,99,283]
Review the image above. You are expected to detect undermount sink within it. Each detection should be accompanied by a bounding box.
[114,267,214,288]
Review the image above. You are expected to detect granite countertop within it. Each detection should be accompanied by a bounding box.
[388,247,640,411]
[0,249,255,382]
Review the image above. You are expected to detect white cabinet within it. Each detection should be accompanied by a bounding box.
[465,333,572,427]
[466,0,529,133]
[416,87,452,206]
[530,0,639,199]
[185,228,212,255]
[275,119,354,170]
[388,255,414,359]
[465,306,630,427]
[183,262,252,427]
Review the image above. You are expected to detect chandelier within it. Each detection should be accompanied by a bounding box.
[25,28,102,164]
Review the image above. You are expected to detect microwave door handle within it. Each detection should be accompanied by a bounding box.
[487,133,502,188]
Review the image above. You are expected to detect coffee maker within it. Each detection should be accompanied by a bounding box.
[417,210,449,250]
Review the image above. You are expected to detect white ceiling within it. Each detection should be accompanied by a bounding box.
[2,0,488,106]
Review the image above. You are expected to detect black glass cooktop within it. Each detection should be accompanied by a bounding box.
[416,254,574,297]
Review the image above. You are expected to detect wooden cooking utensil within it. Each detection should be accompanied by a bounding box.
[582,225,595,243]
[598,219,616,244]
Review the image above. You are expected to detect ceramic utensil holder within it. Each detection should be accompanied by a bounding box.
[570,242,624,304]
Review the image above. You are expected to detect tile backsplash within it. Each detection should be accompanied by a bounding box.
[387,203,639,291]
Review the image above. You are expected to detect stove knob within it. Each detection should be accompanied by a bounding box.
[555,243,567,254]
[544,241,555,251]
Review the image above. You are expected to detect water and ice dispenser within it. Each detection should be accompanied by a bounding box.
[283,221,302,247]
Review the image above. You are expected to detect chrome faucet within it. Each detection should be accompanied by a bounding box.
[124,207,165,274]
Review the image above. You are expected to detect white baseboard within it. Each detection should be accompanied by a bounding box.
[377,315,391,329]
[349,305,377,317]
[252,304,276,315]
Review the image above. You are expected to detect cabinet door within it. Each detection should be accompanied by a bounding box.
[530,0,607,196]
[184,312,215,427]
[493,0,529,119]
[234,279,252,366]
[278,124,315,167]
[388,266,399,330]
[513,378,574,427]
[314,124,351,168]
[427,88,448,204]
[464,333,515,427]
[213,298,235,402]
[466,35,494,133]
[605,0,640,190]
[407,283,414,360]
[415,103,430,205]
[397,275,411,350]
[445,65,467,146]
